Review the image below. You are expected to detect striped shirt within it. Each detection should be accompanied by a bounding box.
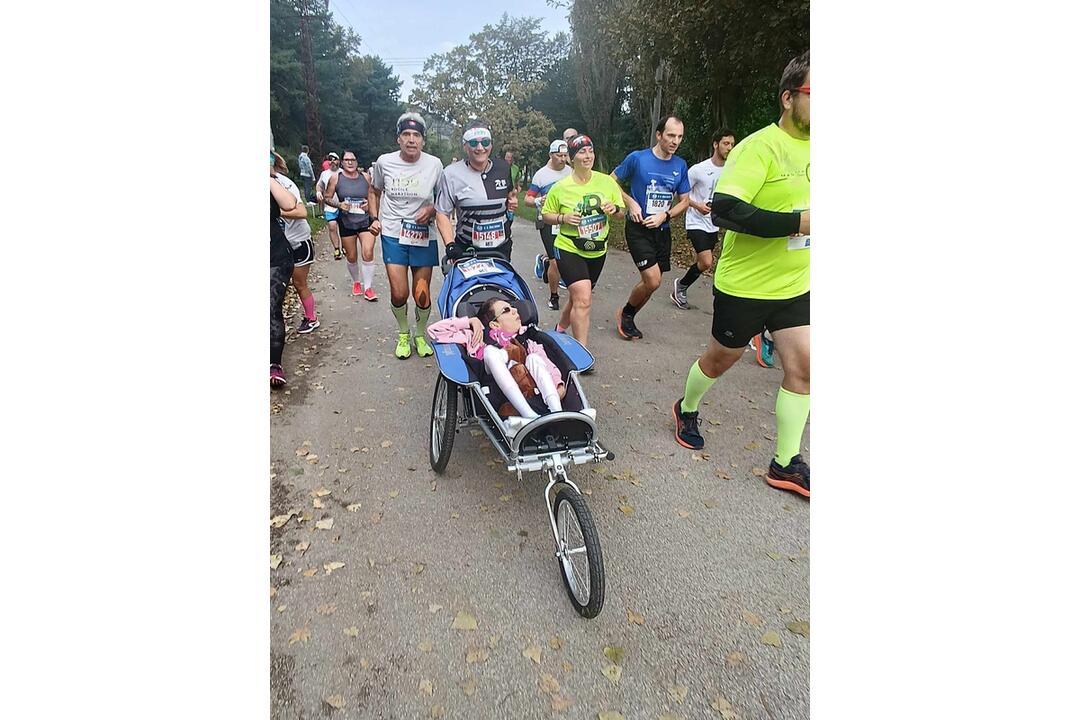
[434,158,514,249]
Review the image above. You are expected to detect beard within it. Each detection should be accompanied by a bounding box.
[792,104,810,135]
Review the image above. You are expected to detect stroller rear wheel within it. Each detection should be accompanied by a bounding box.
[429,374,458,473]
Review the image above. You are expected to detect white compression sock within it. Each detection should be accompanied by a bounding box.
[483,346,538,418]
[361,260,376,290]
[346,261,360,283]
[526,354,562,412]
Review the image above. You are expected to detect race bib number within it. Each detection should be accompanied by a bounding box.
[458,258,499,278]
[787,234,810,251]
[471,219,506,248]
[345,196,367,214]
[579,213,605,240]
[399,220,430,247]
[645,189,672,216]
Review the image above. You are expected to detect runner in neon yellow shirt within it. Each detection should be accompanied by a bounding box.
[540,134,624,351]
[672,50,813,499]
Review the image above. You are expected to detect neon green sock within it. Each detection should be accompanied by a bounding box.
[414,304,431,336]
[681,360,717,413]
[775,387,810,466]
[391,302,409,334]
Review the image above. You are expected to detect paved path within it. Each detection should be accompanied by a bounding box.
[270,218,810,719]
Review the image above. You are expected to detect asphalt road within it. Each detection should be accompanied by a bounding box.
[270,216,810,720]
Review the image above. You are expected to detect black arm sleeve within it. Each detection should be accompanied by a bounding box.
[711,193,801,238]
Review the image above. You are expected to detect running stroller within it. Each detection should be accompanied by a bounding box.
[428,251,613,618]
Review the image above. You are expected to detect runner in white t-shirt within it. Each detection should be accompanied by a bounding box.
[272,153,320,334]
[671,128,735,309]
[369,113,445,359]
[526,139,572,309]
[316,153,343,259]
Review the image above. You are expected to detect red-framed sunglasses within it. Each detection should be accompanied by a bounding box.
[789,84,810,96]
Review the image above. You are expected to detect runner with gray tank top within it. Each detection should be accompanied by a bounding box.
[325,150,379,301]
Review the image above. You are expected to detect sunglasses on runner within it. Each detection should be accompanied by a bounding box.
[790,84,810,96]
[466,138,492,148]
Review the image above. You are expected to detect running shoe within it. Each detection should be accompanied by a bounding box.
[751,333,776,368]
[270,364,287,388]
[352,281,363,297]
[671,279,689,309]
[363,287,378,302]
[558,278,567,290]
[548,294,559,311]
[414,334,434,357]
[534,253,546,281]
[296,317,320,334]
[334,248,342,260]
[672,398,704,450]
[765,454,810,498]
[617,310,643,340]
[395,332,412,359]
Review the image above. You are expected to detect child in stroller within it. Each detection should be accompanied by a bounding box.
[427,297,566,419]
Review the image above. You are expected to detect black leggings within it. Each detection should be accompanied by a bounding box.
[271,263,293,364]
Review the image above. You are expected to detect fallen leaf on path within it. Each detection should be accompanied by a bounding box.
[316,603,337,615]
[562,660,573,672]
[270,554,283,570]
[539,672,561,694]
[627,609,645,626]
[466,647,489,664]
[418,640,433,652]
[668,685,688,705]
[270,513,294,528]
[315,518,334,530]
[716,470,732,480]
[786,620,810,638]
[487,634,501,649]
[761,630,782,647]
[295,447,309,457]
[660,714,680,720]
[751,467,766,477]
[765,551,782,560]
[381,440,393,448]
[603,646,625,665]
[548,635,565,650]
[430,705,444,718]
[270,586,277,599]
[301,567,318,577]
[601,663,622,685]
[725,651,745,666]
[305,454,319,464]
[312,498,325,509]
[451,611,478,631]
[324,694,345,709]
[370,512,383,525]
[295,541,310,554]
[710,694,739,718]
[598,711,625,720]
[522,644,542,664]
[499,494,511,502]
[287,626,310,645]
[347,503,361,512]
[459,676,477,696]
[428,604,443,614]
[741,610,762,627]
[413,563,425,574]
[677,510,691,518]
[389,490,399,498]
[550,694,573,712]
[704,499,719,509]
[311,486,331,497]
[276,604,286,613]
[324,561,345,574]
[619,505,635,515]
[418,678,433,696]
[343,626,359,638]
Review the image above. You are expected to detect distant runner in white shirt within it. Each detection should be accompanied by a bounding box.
[316,153,343,259]
[671,128,736,309]
[526,139,572,310]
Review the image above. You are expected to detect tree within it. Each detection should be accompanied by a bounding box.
[408,15,562,167]
[565,0,626,171]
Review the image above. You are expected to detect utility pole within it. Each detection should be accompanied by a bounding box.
[297,1,324,160]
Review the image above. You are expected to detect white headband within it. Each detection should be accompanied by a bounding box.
[462,127,492,143]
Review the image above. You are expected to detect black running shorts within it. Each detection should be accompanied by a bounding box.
[338,216,372,238]
[538,224,558,258]
[291,236,315,267]
[625,221,671,272]
[710,288,810,348]
[687,228,720,254]
[554,247,606,288]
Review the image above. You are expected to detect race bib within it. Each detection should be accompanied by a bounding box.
[579,213,606,240]
[471,219,506,248]
[399,220,430,247]
[458,258,499,278]
[787,234,810,251]
[645,189,672,216]
[345,196,367,214]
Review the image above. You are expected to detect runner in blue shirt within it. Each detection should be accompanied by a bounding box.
[610,115,691,340]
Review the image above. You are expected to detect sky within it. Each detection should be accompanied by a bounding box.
[327,0,571,100]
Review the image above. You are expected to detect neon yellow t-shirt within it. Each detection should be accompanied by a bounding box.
[541,172,625,259]
[713,123,810,300]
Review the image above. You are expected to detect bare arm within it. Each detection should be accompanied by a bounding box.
[324,174,342,209]
[270,177,298,212]
[436,212,455,246]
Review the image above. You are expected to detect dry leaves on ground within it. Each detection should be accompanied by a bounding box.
[301,567,318,577]
[751,467,766,477]
[619,505,635,515]
[270,554,283,570]
[270,513,295,528]
[459,676,477,696]
[311,486,331,497]
[451,611,478,631]
[601,663,622,685]
[419,640,433,652]
[316,603,336,615]
[324,561,345,574]
[343,626,359,638]
[287,626,310,645]
[598,712,626,720]
[786,620,810,638]
[538,673,561,694]
[550,694,574,712]
[347,503,361,512]
[466,647,489,664]
[315,518,334,530]
[324,694,345,709]
[710,694,739,719]
[761,630,782,647]
[418,679,433,696]
[549,635,565,650]
[627,609,645,626]
[668,685,688,705]
[522,644,542,664]
[741,610,762,627]
[295,541,310,555]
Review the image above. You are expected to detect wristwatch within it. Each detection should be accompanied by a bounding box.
[663,211,671,223]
